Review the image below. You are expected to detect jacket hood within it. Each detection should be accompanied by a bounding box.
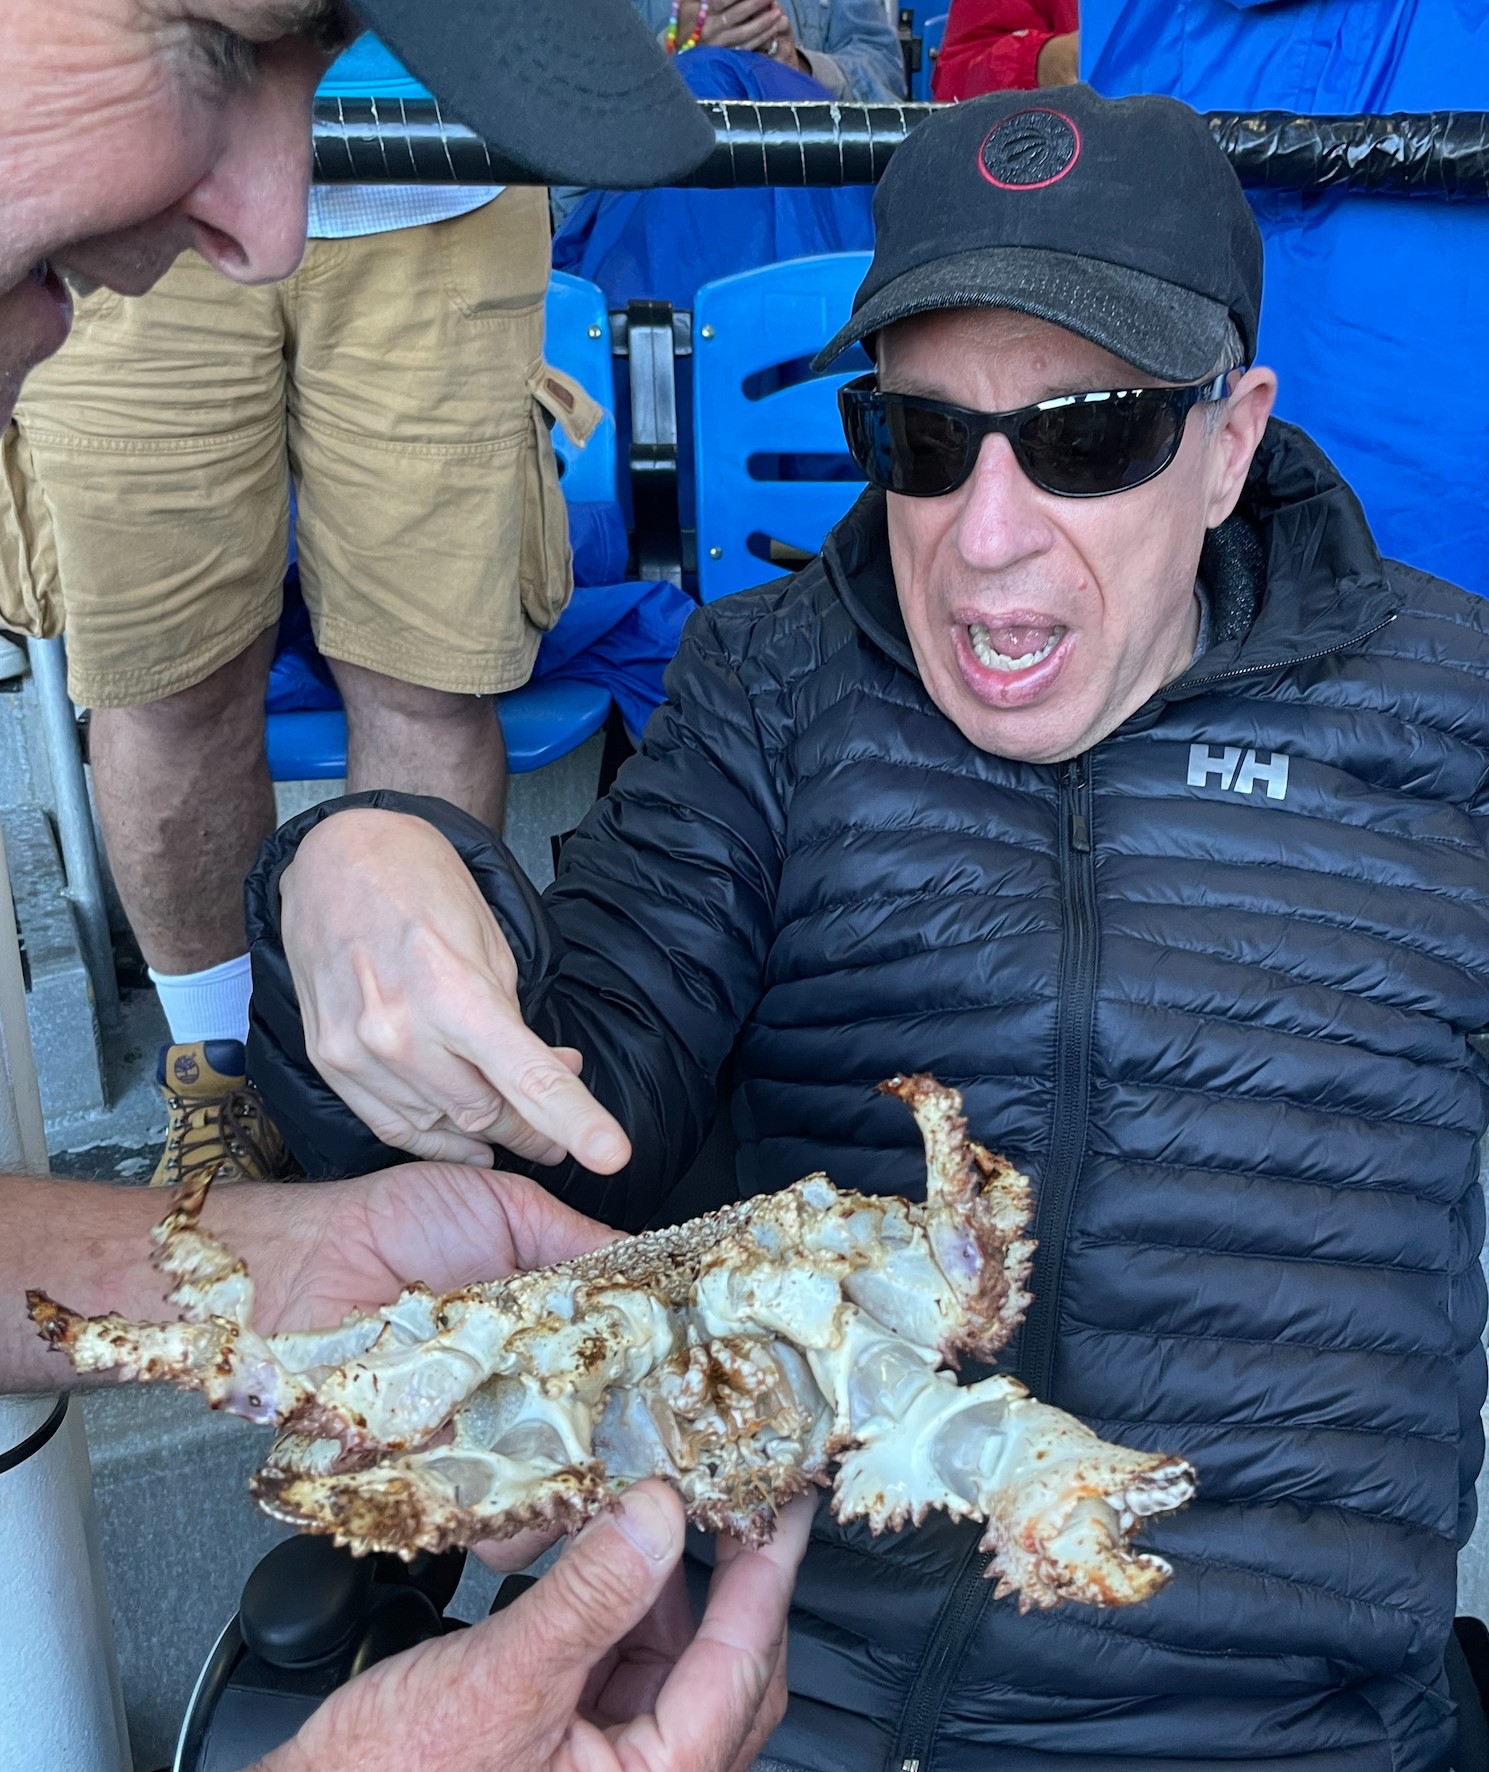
[821,419,1399,712]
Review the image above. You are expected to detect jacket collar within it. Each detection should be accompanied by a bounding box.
[822,420,1399,710]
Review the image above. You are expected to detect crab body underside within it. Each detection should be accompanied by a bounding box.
[30,1076,1195,1612]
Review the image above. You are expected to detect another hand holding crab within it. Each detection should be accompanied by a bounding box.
[253,1479,813,1772]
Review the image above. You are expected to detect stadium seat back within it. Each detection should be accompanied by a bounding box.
[693,254,871,603]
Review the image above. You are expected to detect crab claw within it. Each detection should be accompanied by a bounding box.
[982,1444,1197,1611]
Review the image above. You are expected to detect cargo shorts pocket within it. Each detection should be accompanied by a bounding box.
[532,363,603,452]
[519,363,600,634]
[0,424,62,638]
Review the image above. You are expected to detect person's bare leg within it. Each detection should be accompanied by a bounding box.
[89,626,278,972]
[330,657,508,832]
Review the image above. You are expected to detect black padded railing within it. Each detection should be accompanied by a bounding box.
[311,99,1489,198]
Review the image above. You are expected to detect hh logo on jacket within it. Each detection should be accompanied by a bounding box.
[1187,744,1290,801]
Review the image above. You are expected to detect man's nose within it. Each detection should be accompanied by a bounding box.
[952,432,1054,570]
[181,40,325,286]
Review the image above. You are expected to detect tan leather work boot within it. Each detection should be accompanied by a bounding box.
[149,1039,291,1188]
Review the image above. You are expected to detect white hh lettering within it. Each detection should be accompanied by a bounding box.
[1187,743,1290,801]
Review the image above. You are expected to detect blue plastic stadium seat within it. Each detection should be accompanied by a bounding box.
[267,271,619,782]
[693,254,871,603]
[545,272,620,506]
[265,679,614,780]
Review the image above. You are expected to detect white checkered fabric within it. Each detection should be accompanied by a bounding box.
[307,184,502,239]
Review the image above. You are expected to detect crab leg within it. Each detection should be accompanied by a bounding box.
[26,1292,306,1426]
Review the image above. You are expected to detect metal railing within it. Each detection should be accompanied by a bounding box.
[312,99,1489,198]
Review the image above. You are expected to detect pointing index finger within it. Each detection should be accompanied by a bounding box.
[449,1012,632,1173]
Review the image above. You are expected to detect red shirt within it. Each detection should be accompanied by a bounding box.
[931,0,1079,101]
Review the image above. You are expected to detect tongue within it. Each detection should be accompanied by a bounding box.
[986,624,1058,658]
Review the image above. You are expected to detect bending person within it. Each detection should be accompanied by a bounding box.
[5,28,573,1192]
[0,0,809,1768]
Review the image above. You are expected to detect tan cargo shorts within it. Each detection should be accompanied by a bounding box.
[0,189,597,706]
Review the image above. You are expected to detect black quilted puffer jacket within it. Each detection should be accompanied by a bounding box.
[248,424,1489,1772]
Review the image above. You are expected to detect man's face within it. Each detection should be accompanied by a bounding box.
[881,307,1275,765]
[0,0,356,423]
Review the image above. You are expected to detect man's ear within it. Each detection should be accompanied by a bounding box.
[1204,366,1277,529]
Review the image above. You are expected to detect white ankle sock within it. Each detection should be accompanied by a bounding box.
[148,953,253,1046]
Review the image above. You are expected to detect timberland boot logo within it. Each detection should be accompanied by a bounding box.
[1187,743,1290,801]
[173,1053,201,1086]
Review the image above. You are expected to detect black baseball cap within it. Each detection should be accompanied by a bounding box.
[353,0,715,187]
[815,86,1263,382]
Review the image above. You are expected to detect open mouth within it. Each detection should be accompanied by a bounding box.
[967,621,1067,674]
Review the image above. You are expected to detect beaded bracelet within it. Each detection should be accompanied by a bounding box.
[665,0,709,52]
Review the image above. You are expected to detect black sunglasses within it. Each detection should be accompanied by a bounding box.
[838,370,1235,500]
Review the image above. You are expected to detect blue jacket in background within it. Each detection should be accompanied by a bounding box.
[1082,0,1489,599]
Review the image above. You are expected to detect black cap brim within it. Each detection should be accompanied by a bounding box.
[354,0,715,187]
[813,246,1239,382]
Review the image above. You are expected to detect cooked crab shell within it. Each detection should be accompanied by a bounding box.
[29,1075,1195,1612]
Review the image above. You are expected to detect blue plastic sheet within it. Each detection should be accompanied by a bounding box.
[266,572,339,715]
[1082,0,1489,598]
[531,579,694,738]
[566,499,630,591]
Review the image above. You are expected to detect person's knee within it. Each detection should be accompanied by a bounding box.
[332,658,493,731]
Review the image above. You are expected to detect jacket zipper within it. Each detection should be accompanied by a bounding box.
[1171,611,1398,698]
[1017,753,1100,1404]
[886,1532,995,1772]
[885,754,1100,1772]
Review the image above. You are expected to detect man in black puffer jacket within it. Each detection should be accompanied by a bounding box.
[246,89,1489,1772]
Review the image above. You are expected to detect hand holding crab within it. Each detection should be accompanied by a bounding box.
[252,1480,813,1772]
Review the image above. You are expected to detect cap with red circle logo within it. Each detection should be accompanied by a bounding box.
[814,85,1263,383]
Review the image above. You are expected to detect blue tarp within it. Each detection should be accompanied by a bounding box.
[533,504,692,738]
[1082,0,1489,598]
[529,579,691,738]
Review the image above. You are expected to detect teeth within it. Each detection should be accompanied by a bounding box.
[968,622,1063,673]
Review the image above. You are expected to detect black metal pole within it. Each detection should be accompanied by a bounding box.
[312,99,1489,198]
